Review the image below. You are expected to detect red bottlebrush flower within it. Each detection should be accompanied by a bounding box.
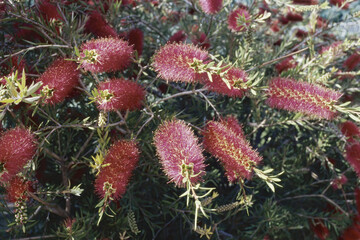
[202,116,262,182]
[319,41,342,54]
[267,78,342,120]
[296,29,308,39]
[95,78,145,112]
[228,8,251,32]
[0,128,37,182]
[0,56,27,85]
[37,58,80,105]
[192,32,210,50]
[356,188,360,214]
[6,176,30,203]
[168,30,187,43]
[80,37,133,73]
[340,225,360,240]
[13,23,45,42]
[270,20,280,32]
[330,0,349,9]
[95,140,139,200]
[154,119,206,187]
[37,0,63,21]
[316,17,327,28]
[152,43,210,83]
[345,143,360,178]
[205,66,248,98]
[331,174,348,190]
[128,28,144,56]
[198,0,223,15]
[309,219,330,240]
[343,52,360,71]
[340,121,360,139]
[286,12,303,22]
[275,56,297,74]
[279,15,289,25]
[292,0,318,5]
[84,11,118,38]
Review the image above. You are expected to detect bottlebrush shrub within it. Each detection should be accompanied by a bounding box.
[0,128,37,182]
[79,37,133,73]
[84,11,118,38]
[95,140,139,200]
[3,0,360,239]
[198,0,223,15]
[94,78,145,112]
[203,116,262,181]
[37,58,80,105]
[205,66,249,98]
[267,77,342,120]
[152,43,210,83]
[228,8,250,32]
[154,119,206,187]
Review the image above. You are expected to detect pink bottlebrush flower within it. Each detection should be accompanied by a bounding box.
[343,52,360,71]
[6,176,30,203]
[198,0,223,15]
[330,0,350,9]
[37,0,63,21]
[80,37,133,73]
[152,43,210,83]
[168,30,187,43]
[228,8,251,32]
[205,66,248,98]
[346,143,360,178]
[84,11,118,38]
[203,116,262,182]
[95,140,139,200]
[275,56,297,74]
[128,28,144,56]
[340,121,360,139]
[154,119,206,187]
[286,12,303,22]
[95,78,145,112]
[37,58,80,105]
[0,128,37,182]
[267,78,342,120]
[192,32,210,50]
[292,0,318,5]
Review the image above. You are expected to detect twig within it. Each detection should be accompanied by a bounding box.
[277,194,349,216]
[246,47,309,72]
[12,235,56,240]
[3,44,71,58]
[152,88,207,106]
